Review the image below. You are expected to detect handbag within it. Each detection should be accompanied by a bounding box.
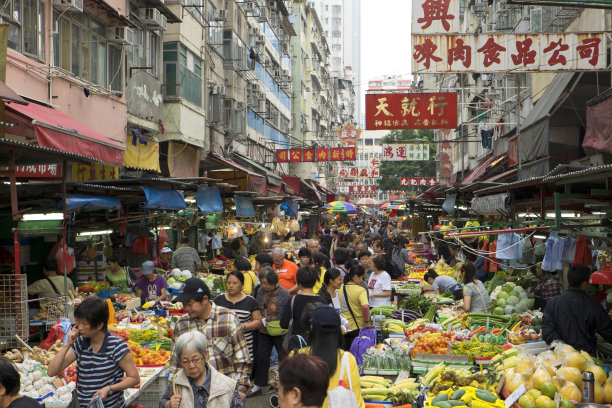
[327,352,359,408]
[349,327,376,366]
[266,320,287,336]
[282,296,297,351]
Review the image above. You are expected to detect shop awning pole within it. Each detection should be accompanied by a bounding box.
[447,226,551,237]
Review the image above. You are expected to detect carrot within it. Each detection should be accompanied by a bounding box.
[365,404,387,408]
[493,329,501,335]
[393,405,413,408]
[470,326,486,336]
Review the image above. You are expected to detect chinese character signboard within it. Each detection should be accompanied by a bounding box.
[303,149,315,162]
[276,150,288,163]
[338,123,361,146]
[412,33,606,73]
[349,185,377,193]
[399,177,438,187]
[276,148,357,163]
[365,92,458,130]
[289,149,302,162]
[338,167,380,179]
[5,164,62,178]
[382,144,431,161]
[72,163,119,182]
[412,0,460,35]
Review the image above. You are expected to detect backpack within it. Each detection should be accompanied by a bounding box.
[386,248,404,279]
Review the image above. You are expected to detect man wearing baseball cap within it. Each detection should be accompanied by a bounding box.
[135,260,168,303]
[170,278,251,400]
[154,247,173,273]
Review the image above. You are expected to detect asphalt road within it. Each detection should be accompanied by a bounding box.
[245,389,277,408]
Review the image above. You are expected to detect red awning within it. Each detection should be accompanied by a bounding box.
[7,102,124,166]
[282,176,301,195]
[462,155,500,184]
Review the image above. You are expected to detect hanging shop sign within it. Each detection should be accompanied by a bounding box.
[412,33,606,73]
[365,92,458,130]
[4,164,62,178]
[337,123,361,146]
[339,167,380,178]
[400,177,438,187]
[348,185,377,193]
[72,163,119,182]
[276,147,356,163]
[412,0,460,35]
[351,193,377,199]
[168,142,199,178]
[123,135,160,172]
[382,144,430,161]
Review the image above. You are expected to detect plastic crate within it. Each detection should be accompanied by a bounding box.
[97,287,119,299]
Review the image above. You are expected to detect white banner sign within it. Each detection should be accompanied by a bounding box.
[381,144,430,161]
[412,0,460,35]
[412,33,607,73]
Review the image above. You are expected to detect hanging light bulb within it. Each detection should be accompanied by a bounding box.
[264,236,269,243]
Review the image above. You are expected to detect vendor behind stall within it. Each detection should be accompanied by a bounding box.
[461,262,491,313]
[105,256,136,293]
[28,258,74,306]
[136,261,168,303]
[154,247,173,273]
[542,264,612,354]
[424,269,463,300]
[534,262,561,310]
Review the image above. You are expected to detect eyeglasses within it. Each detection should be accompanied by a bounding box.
[180,356,203,366]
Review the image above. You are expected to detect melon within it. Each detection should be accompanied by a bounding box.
[560,381,582,403]
[535,395,555,408]
[542,361,556,377]
[585,364,606,385]
[526,390,542,400]
[565,352,588,372]
[560,397,575,408]
[540,382,558,399]
[519,395,536,408]
[533,365,553,390]
[557,367,582,388]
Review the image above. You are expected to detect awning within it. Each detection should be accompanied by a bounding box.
[519,73,578,163]
[7,102,124,166]
[584,90,612,154]
[0,82,28,105]
[61,194,121,212]
[197,186,222,214]
[233,153,282,186]
[141,186,186,209]
[461,155,497,184]
[282,176,301,195]
[207,152,267,195]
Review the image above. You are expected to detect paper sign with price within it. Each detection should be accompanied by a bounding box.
[505,384,526,408]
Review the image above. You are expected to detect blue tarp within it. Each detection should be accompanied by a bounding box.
[233,195,255,217]
[61,194,121,212]
[280,199,299,219]
[197,186,223,214]
[141,187,186,210]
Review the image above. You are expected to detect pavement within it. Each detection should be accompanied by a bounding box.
[245,387,277,408]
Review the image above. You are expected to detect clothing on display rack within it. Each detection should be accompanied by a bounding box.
[542,232,563,272]
[212,234,223,250]
[561,236,577,263]
[572,235,593,266]
[495,232,522,260]
[520,237,536,265]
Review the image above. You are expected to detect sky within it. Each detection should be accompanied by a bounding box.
[360,0,413,114]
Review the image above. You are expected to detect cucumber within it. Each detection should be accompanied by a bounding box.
[475,390,497,403]
[433,401,452,408]
[450,390,466,400]
[448,401,467,407]
[431,394,449,405]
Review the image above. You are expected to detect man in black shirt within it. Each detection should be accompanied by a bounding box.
[542,264,612,354]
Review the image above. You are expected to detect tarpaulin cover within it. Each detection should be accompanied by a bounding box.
[141,187,186,210]
[442,194,457,214]
[282,176,301,195]
[7,102,124,166]
[519,119,549,163]
[197,186,223,214]
[281,199,299,219]
[61,194,121,212]
[234,195,255,217]
[471,193,509,216]
[584,96,612,154]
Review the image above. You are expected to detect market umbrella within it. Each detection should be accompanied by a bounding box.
[389,204,406,210]
[379,201,391,210]
[356,198,376,207]
[326,201,357,213]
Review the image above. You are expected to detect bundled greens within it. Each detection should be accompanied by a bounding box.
[399,293,433,316]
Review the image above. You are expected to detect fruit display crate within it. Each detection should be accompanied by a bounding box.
[411,354,471,374]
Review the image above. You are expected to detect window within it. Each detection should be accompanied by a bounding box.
[184,0,204,23]
[131,27,145,68]
[206,1,223,46]
[53,13,120,91]
[222,29,247,70]
[3,0,44,60]
[147,31,160,76]
[365,138,373,146]
[163,42,202,107]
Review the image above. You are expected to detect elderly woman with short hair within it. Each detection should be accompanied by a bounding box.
[160,331,243,408]
[249,266,291,398]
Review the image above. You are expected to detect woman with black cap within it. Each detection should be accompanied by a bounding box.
[294,306,365,408]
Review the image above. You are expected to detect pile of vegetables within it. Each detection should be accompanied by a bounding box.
[4,341,64,370]
[362,344,411,371]
[427,368,491,395]
[361,375,419,406]
[390,308,422,322]
[397,283,421,291]
[426,387,505,408]
[490,282,534,315]
[450,339,506,361]
[400,293,434,316]
[460,313,519,331]
[128,328,168,344]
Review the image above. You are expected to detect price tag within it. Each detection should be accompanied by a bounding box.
[486,317,490,330]
[447,323,452,332]
[395,370,411,383]
[505,384,526,408]
[554,392,561,408]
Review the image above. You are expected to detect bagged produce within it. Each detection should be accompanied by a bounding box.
[533,364,553,390]
[564,352,588,372]
[506,372,529,393]
[515,359,534,377]
[560,381,582,402]
[557,366,582,388]
[603,374,612,403]
[585,364,607,385]
[594,381,604,404]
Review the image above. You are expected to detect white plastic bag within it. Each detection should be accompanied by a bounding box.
[327,352,359,408]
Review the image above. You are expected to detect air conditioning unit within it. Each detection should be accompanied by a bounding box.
[281,35,289,44]
[281,69,290,78]
[216,85,227,95]
[236,101,245,110]
[273,70,282,78]
[251,27,261,36]
[252,84,261,93]
[258,8,269,23]
[141,8,163,27]
[255,35,265,44]
[53,0,83,12]
[215,9,229,21]
[257,92,266,101]
[107,27,134,44]
[243,1,255,12]
[160,15,167,30]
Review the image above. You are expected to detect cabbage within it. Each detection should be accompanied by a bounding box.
[507,282,516,288]
[167,277,176,285]
[502,283,514,293]
[496,298,507,309]
[181,270,193,279]
[169,282,183,290]
[515,302,528,313]
[505,305,515,315]
[510,290,520,298]
[492,286,502,295]
[507,295,520,306]
[497,291,508,300]
[494,307,505,315]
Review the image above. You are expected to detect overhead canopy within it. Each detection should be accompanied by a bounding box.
[234,195,255,217]
[462,156,496,184]
[197,186,223,214]
[519,73,577,164]
[0,82,28,105]
[207,152,267,196]
[141,186,186,210]
[61,194,121,212]
[7,102,124,166]
[233,153,282,186]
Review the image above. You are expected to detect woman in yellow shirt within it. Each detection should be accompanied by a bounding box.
[235,257,258,296]
[339,265,371,350]
[295,306,365,408]
[312,252,328,295]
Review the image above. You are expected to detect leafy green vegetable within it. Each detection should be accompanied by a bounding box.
[399,294,433,316]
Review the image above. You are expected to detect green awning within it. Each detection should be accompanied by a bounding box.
[232,153,282,187]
